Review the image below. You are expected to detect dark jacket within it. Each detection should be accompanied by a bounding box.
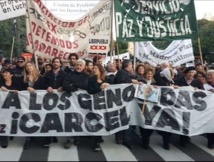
[87,76,110,94]
[153,70,172,86]
[43,69,66,89]
[63,70,89,92]
[64,66,75,74]
[115,69,133,84]
[12,66,26,91]
[174,76,203,89]
[22,76,45,90]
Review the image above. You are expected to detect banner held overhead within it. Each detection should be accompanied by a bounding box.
[114,0,198,42]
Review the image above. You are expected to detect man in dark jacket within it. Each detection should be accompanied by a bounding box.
[115,60,138,148]
[43,57,66,92]
[64,53,78,73]
[62,59,89,149]
[13,56,26,90]
[43,57,66,147]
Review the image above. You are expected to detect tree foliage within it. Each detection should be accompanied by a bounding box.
[0,16,214,63]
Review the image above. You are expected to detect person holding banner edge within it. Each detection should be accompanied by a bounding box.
[0,68,18,148]
[174,66,203,148]
[43,57,66,147]
[62,59,90,149]
[87,63,112,152]
[21,61,45,149]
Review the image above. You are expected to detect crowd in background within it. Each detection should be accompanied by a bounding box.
[0,53,214,152]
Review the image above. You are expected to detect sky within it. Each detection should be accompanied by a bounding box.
[194,0,214,19]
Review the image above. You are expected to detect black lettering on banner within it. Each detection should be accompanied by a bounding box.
[122,85,135,102]
[104,110,119,131]
[192,91,207,111]
[41,113,63,133]
[107,89,122,108]
[142,104,161,126]
[160,87,176,106]
[183,112,190,135]
[10,112,20,134]
[64,113,83,132]
[85,112,103,132]
[43,93,59,111]
[2,92,21,109]
[120,106,129,126]
[58,92,71,110]
[78,93,92,110]
[29,93,42,110]
[20,113,41,134]
[93,91,106,110]
[0,124,6,133]
[156,108,180,131]
[174,91,193,110]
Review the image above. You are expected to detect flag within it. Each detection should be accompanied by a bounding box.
[12,18,17,37]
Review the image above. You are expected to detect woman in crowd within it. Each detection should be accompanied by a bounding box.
[87,64,111,152]
[22,61,44,149]
[134,63,146,82]
[0,69,18,148]
[136,66,156,149]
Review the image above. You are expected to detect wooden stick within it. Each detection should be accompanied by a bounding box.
[141,99,146,115]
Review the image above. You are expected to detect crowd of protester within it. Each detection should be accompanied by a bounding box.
[0,53,214,152]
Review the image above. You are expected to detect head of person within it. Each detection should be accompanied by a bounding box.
[52,57,63,70]
[3,58,11,69]
[207,70,214,84]
[75,59,86,73]
[195,71,206,83]
[108,63,117,73]
[135,63,145,76]
[93,55,102,64]
[68,53,78,66]
[1,69,13,81]
[196,63,204,72]
[85,60,94,71]
[23,61,39,82]
[37,56,44,66]
[122,59,132,72]
[144,67,155,81]
[160,62,169,70]
[45,63,53,73]
[183,66,196,80]
[93,63,106,80]
[17,56,26,68]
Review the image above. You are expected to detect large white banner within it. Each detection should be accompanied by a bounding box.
[26,0,111,61]
[135,39,194,67]
[0,84,214,136]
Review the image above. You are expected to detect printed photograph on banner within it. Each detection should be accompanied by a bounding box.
[135,84,159,103]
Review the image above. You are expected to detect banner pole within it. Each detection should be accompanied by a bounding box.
[198,37,203,64]
[110,0,114,63]
[133,42,136,70]
[116,42,120,69]
[10,36,15,60]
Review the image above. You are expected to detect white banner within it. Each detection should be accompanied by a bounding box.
[0,84,214,136]
[26,0,112,61]
[135,39,194,67]
[0,0,26,21]
[0,0,100,21]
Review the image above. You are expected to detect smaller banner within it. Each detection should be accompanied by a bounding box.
[0,0,26,21]
[135,39,194,67]
[87,35,110,59]
[114,0,198,41]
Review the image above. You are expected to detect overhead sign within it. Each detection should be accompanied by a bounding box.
[26,0,112,60]
[114,0,198,41]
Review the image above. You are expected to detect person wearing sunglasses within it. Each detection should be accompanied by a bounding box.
[13,56,26,91]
